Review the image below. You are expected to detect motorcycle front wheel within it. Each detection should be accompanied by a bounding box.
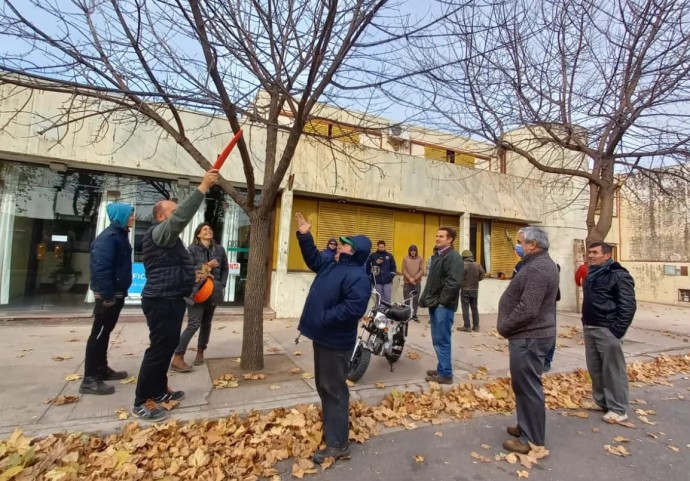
[347,344,372,382]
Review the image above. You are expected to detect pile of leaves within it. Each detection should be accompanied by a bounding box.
[1,354,689,480]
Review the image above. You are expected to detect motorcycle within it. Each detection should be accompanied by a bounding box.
[347,286,416,382]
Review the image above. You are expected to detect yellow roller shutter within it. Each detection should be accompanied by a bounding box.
[358,207,394,251]
[304,120,330,137]
[456,153,475,168]
[424,145,446,162]
[490,221,522,277]
[331,124,361,144]
[317,202,358,249]
[439,215,460,235]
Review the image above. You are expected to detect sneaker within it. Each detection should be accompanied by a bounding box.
[457,326,471,332]
[312,445,351,465]
[102,367,128,381]
[506,425,522,438]
[153,388,185,404]
[132,400,168,422]
[425,374,453,384]
[543,361,552,373]
[79,376,115,395]
[602,411,628,423]
[502,438,530,454]
[472,326,480,332]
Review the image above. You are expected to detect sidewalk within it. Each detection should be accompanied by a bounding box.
[2,302,689,439]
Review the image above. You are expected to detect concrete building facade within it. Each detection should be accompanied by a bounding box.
[0,85,588,316]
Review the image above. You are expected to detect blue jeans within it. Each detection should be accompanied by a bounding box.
[429,305,455,378]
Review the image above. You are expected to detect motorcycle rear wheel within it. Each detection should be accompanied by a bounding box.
[347,345,372,382]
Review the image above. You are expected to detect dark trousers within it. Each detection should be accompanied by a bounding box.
[509,337,555,446]
[545,313,557,364]
[313,342,350,448]
[176,300,216,354]
[134,297,186,405]
[84,298,125,378]
[461,289,479,328]
[403,283,420,317]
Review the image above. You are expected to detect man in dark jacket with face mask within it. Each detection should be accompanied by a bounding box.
[80,203,134,395]
[294,212,371,466]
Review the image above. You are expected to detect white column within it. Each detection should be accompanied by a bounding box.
[459,212,470,252]
[0,166,18,305]
[270,189,294,313]
[276,189,294,274]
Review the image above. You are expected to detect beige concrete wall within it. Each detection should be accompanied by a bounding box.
[1,85,587,315]
[614,175,690,305]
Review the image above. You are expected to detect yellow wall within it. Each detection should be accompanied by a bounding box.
[393,211,425,268]
[287,197,319,271]
[423,214,440,261]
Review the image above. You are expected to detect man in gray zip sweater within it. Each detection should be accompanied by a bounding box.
[131,169,218,422]
[497,226,559,454]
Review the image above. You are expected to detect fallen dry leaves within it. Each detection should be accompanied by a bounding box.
[1,354,688,480]
[51,355,73,362]
[212,374,239,389]
[43,395,79,405]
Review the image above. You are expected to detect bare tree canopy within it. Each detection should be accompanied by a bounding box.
[398,0,690,242]
[0,0,450,369]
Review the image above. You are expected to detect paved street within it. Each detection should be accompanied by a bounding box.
[1,302,689,441]
[286,377,690,481]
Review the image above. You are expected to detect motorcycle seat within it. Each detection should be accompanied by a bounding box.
[386,305,411,322]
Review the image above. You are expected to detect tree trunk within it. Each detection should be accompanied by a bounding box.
[240,211,271,371]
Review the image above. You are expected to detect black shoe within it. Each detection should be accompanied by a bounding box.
[153,389,185,405]
[425,374,453,384]
[313,445,351,465]
[102,367,128,381]
[411,316,419,323]
[472,326,480,332]
[457,326,471,332]
[79,376,115,395]
[543,361,552,373]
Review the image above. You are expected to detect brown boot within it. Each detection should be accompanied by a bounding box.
[170,354,193,373]
[193,348,205,366]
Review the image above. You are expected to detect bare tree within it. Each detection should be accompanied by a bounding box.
[398,0,690,243]
[0,0,444,369]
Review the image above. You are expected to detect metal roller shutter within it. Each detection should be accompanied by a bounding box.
[358,207,394,250]
[317,203,358,249]
[490,221,522,277]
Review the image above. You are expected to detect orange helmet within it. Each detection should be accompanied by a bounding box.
[193,276,214,303]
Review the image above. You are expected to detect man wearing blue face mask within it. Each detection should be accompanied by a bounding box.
[513,244,525,276]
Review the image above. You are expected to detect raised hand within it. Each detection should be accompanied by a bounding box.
[295,212,311,234]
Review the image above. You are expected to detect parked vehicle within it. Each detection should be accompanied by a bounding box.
[348,287,415,382]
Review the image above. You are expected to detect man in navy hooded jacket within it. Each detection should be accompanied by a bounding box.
[80,203,134,395]
[294,212,371,465]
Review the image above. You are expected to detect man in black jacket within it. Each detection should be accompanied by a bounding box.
[419,227,464,384]
[80,203,134,395]
[131,169,218,422]
[366,240,397,303]
[582,242,636,424]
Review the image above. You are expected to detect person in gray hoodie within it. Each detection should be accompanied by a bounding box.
[497,226,559,455]
[402,244,424,321]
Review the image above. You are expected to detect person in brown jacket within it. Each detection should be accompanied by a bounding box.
[458,249,486,332]
[402,244,424,322]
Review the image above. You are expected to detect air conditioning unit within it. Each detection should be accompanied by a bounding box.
[388,124,410,141]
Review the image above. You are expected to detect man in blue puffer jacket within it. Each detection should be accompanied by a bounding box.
[294,212,371,466]
[80,203,134,395]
